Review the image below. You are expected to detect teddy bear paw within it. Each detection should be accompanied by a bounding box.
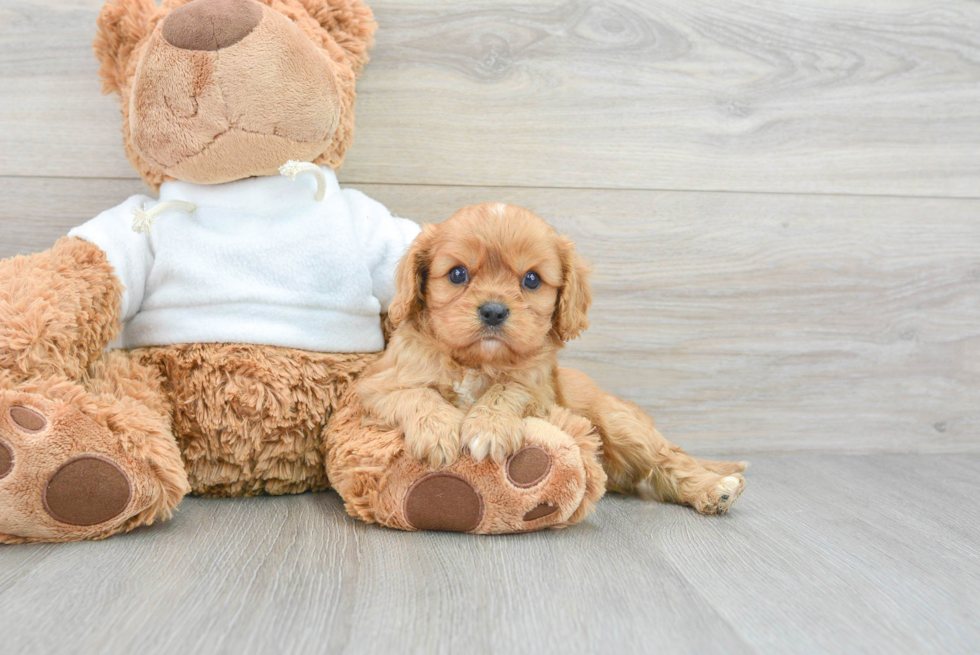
[402,442,564,532]
[391,414,599,534]
[0,391,135,543]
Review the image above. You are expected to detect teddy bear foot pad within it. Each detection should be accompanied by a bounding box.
[403,445,559,532]
[379,415,598,534]
[0,391,159,543]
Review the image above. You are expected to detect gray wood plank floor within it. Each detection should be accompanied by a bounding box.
[0,454,976,655]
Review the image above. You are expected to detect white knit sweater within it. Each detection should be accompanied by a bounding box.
[69,167,420,353]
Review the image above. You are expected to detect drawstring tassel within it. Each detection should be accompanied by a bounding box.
[131,200,197,235]
[279,160,326,202]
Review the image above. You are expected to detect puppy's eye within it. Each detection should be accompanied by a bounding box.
[448,266,469,285]
[522,271,542,290]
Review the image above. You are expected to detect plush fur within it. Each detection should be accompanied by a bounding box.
[134,344,378,496]
[327,203,747,532]
[0,238,122,382]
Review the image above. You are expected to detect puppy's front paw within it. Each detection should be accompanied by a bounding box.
[461,409,524,463]
[404,406,464,468]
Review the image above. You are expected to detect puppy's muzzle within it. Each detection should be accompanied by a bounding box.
[478,302,510,327]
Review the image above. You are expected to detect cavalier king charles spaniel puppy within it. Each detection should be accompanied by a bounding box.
[355,203,746,514]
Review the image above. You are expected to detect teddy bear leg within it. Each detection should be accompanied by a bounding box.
[0,351,188,544]
[327,405,606,534]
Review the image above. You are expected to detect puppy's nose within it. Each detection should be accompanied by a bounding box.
[162,0,264,51]
[479,303,510,327]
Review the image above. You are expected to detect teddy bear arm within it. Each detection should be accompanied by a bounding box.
[0,237,122,382]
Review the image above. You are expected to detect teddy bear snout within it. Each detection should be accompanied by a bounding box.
[129,1,344,184]
[162,0,264,51]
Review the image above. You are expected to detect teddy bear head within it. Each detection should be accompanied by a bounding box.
[95,0,376,188]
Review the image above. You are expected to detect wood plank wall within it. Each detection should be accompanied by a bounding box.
[1,0,978,454]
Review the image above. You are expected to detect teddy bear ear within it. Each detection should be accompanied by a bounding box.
[297,0,378,75]
[94,0,158,95]
[302,0,377,170]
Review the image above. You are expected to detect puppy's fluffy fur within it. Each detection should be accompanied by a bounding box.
[356,203,746,514]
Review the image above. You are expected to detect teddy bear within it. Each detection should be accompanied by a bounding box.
[0,0,607,543]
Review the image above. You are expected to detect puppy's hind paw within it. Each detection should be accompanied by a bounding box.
[694,474,745,515]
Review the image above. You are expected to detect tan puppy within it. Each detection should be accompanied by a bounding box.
[355,203,746,514]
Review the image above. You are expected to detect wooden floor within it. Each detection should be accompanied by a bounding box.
[1,0,979,652]
[0,454,976,654]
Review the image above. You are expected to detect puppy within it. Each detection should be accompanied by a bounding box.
[355,202,746,514]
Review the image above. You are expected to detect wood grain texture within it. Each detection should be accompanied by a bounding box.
[0,455,976,654]
[2,0,980,196]
[2,177,978,454]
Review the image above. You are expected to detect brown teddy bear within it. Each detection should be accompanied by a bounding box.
[0,0,610,542]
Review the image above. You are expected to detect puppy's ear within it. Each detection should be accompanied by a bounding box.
[553,235,592,342]
[388,224,436,328]
[94,0,157,95]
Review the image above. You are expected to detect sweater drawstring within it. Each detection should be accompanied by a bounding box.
[131,200,197,235]
[279,160,326,202]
